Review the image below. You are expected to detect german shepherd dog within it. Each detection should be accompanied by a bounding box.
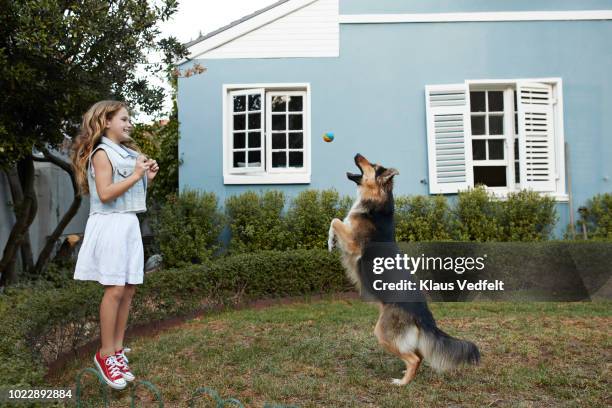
[328,154,480,385]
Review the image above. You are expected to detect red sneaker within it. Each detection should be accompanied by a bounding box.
[94,350,127,390]
[114,347,135,382]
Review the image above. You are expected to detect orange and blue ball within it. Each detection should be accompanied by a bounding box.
[323,132,334,142]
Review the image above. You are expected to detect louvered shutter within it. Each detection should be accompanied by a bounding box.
[516,82,556,192]
[425,84,473,194]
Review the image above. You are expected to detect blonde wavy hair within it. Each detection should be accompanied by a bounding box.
[71,100,141,195]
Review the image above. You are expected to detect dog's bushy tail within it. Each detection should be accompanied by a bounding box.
[418,326,480,372]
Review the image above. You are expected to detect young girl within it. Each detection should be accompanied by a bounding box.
[71,100,159,390]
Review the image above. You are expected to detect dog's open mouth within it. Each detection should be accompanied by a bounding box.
[347,153,364,184]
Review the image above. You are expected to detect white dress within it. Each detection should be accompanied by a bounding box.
[73,212,145,285]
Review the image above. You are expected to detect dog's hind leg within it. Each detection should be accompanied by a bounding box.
[391,352,421,386]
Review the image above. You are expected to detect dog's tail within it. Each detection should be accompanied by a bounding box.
[418,326,480,372]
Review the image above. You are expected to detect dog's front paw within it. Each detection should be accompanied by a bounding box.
[391,378,406,386]
[327,234,336,252]
[327,219,338,252]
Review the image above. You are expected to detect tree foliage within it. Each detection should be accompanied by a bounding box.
[0,0,188,170]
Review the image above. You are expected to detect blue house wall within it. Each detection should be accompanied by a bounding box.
[177,2,612,238]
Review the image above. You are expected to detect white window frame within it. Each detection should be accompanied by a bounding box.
[469,85,514,194]
[425,78,567,201]
[222,83,311,184]
[466,78,566,201]
[228,88,265,173]
[266,90,308,174]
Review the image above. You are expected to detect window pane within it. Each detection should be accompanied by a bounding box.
[288,114,303,130]
[233,114,245,131]
[288,96,303,111]
[248,132,261,148]
[272,96,286,112]
[272,133,286,149]
[488,140,504,160]
[233,95,245,112]
[489,115,504,135]
[289,151,303,167]
[233,151,245,168]
[513,91,518,111]
[272,114,286,131]
[289,132,303,149]
[474,166,507,187]
[470,91,485,112]
[248,94,261,111]
[471,116,485,135]
[248,113,261,130]
[472,140,486,160]
[233,132,245,149]
[272,151,286,168]
[248,150,261,166]
[488,91,504,112]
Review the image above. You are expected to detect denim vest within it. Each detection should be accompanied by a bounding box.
[87,136,147,215]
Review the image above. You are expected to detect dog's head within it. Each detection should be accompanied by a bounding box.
[347,153,399,199]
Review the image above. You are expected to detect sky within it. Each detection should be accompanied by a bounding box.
[135,0,274,123]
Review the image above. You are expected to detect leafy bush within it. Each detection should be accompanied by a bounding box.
[0,249,348,387]
[577,193,612,240]
[150,189,224,267]
[285,189,352,249]
[395,195,454,241]
[500,190,557,241]
[455,186,504,241]
[225,190,290,253]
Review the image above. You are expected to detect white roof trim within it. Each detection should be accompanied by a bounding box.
[180,0,318,65]
[339,10,612,24]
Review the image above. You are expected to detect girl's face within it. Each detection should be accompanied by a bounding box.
[105,107,133,142]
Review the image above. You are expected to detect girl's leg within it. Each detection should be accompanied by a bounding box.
[113,284,136,351]
[100,285,125,356]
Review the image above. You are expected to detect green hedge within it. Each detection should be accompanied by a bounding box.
[225,190,289,253]
[577,193,612,240]
[0,249,348,387]
[147,188,608,267]
[149,189,225,267]
[456,187,557,242]
[225,189,352,253]
[395,187,557,242]
[395,195,454,241]
[285,189,352,249]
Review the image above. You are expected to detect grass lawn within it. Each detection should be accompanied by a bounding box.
[52,298,611,407]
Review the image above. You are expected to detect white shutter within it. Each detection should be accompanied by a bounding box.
[516,82,556,192]
[425,84,473,194]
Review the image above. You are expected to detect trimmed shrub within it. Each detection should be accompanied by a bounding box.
[500,190,557,241]
[150,189,224,267]
[395,195,454,241]
[285,189,352,249]
[578,193,612,240]
[455,186,503,241]
[0,249,348,387]
[225,190,290,253]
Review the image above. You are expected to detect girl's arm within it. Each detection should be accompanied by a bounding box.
[92,150,147,203]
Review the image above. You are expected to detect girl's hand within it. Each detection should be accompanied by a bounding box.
[146,158,159,181]
[134,155,150,178]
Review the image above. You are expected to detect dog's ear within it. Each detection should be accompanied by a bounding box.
[381,168,399,183]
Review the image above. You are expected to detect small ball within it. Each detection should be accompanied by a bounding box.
[323,132,335,142]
